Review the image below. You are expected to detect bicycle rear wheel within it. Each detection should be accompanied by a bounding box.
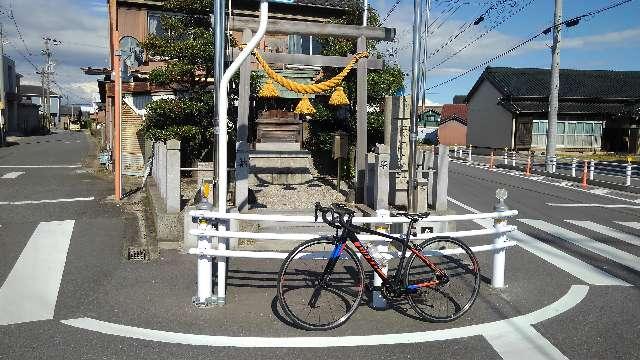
[277,237,364,331]
[404,237,480,322]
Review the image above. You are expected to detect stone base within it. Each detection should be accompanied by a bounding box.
[249,148,315,185]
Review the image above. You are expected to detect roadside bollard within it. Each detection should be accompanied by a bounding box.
[525,155,531,176]
[492,189,509,288]
[503,148,508,165]
[489,151,495,169]
[581,160,588,189]
[468,145,473,163]
[194,185,215,307]
[571,158,577,177]
[371,209,391,310]
[453,145,458,158]
[626,162,632,186]
[589,160,595,180]
[511,151,516,166]
[551,156,557,173]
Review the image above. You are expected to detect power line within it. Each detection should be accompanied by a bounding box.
[427,0,536,71]
[425,0,518,59]
[427,0,636,90]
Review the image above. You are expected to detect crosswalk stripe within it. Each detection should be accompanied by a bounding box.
[520,219,640,273]
[448,197,629,286]
[0,220,75,325]
[566,220,640,247]
[0,172,25,179]
[616,221,640,230]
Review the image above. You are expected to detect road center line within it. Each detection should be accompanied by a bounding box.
[547,203,640,209]
[0,197,95,205]
[0,220,75,325]
[448,197,630,286]
[60,286,588,348]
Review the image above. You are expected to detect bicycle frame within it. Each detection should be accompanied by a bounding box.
[325,222,446,292]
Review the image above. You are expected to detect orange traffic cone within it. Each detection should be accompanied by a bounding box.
[581,160,588,189]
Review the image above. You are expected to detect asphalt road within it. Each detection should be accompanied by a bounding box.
[0,132,639,359]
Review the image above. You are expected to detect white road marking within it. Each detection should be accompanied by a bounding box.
[566,220,640,247]
[448,197,630,286]
[0,165,81,168]
[0,220,75,325]
[61,286,587,348]
[0,197,95,205]
[616,221,640,230]
[0,172,25,179]
[547,203,640,209]
[484,324,568,360]
[520,219,640,272]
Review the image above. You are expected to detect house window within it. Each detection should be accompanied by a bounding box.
[148,12,167,36]
[288,35,322,55]
[531,119,604,148]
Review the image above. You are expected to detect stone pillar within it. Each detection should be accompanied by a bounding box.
[166,139,181,214]
[235,28,252,213]
[158,142,167,200]
[436,144,449,212]
[355,36,368,202]
[364,153,376,208]
[374,144,390,210]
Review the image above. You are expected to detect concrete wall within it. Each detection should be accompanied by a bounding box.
[466,80,513,153]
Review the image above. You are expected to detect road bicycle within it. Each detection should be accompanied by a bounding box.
[276,203,480,331]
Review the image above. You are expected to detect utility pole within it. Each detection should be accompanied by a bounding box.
[0,24,5,146]
[546,0,562,172]
[41,37,61,131]
[407,0,423,212]
[109,0,122,201]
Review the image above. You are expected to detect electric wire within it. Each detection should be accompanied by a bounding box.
[426,0,636,90]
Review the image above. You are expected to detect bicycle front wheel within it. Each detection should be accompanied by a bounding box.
[404,237,480,322]
[277,237,364,331]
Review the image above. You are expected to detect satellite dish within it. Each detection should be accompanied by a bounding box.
[119,36,144,81]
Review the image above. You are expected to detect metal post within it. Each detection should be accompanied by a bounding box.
[571,158,577,177]
[589,159,595,181]
[194,197,215,306]
[545,0,562,172]
[468,145,472,163]
[512,151,516,166]
[215,0,269,305]
[407,0,423,212]
[492,190,509,288]
[503,148,508,165]
[371,209,389,310]
[356,36,368,202]
[212,0,226,209]
[626,163,632,186]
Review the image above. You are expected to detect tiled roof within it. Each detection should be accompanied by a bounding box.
[471,67,640,99]
[500,101,626,114]
[441,104,467,119]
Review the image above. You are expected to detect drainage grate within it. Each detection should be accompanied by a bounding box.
[128,247,148,261]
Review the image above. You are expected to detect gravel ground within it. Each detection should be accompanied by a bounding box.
[251,177,346,209]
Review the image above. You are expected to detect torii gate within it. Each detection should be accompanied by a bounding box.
[229,13,396,211]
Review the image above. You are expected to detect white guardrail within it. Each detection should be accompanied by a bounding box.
[449,146,638,186]
[187,207,519,307]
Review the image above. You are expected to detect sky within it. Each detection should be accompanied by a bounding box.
[1,0,638,106]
